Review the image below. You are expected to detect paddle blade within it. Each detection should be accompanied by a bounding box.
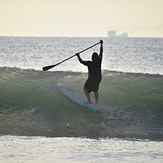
[42,65,55,71]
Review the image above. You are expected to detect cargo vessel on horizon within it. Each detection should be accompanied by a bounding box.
[108,30,128,37]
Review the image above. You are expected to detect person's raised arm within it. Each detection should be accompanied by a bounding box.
[99,40,103,58]
[76,53,85,64]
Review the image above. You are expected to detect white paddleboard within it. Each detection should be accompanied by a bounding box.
[56,85,109,114]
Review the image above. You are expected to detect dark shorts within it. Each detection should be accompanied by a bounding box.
[84,77,101,93]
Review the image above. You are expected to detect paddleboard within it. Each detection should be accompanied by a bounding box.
[56,85,109,114]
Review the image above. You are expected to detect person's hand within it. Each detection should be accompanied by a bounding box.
[100,40,103,44]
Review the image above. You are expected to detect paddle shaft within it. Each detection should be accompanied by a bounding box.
[42,41,101,71]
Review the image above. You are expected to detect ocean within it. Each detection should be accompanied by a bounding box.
[0,36,163,162]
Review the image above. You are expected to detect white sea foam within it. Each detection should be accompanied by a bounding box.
[0,136,163,163]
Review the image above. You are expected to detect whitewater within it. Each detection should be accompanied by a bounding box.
[0,37,163,162]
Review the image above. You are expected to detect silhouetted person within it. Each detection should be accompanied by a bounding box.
[76,40,103,104]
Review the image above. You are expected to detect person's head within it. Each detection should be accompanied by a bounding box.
[92,52,98,61]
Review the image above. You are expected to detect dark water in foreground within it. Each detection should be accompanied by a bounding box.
[1,68,163,141]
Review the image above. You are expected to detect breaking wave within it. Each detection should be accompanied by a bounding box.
[0,67,163,140]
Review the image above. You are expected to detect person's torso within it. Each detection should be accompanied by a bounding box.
[87,58,102,79]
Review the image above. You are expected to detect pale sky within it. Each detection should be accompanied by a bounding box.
[0,0,163,37]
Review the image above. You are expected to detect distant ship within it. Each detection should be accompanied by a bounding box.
[108,30,128,37]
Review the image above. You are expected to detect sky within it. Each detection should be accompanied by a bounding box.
[0,0,163,37]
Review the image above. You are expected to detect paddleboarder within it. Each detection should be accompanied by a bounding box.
[76,40,103,104]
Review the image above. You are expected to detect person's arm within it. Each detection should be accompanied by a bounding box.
[99,40,103,58]
[76,53,85,64]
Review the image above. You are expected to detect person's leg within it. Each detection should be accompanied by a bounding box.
[94,91,99,103]
[83,87,92,104]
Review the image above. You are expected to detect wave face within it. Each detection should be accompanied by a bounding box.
[0,67,163,140]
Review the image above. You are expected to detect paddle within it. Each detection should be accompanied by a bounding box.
[42,41,101,71]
